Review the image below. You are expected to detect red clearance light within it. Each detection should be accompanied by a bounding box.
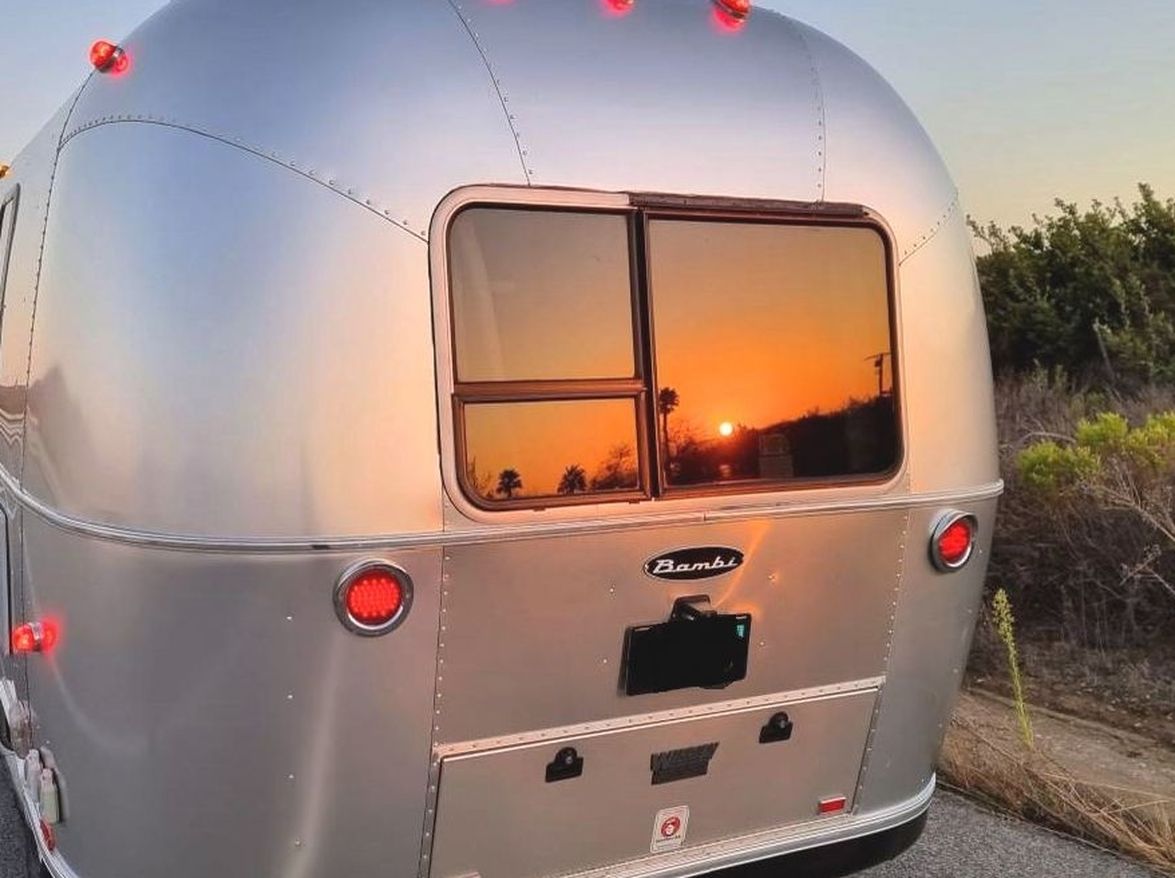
[604,0,635,14]
[39,819,56,852]
[90,40,130,75]
[11,621,57,655]
[818,796,847,815]
[930,512,978,572]
[334,562,413,636]
[11,624,37,654]
[715,0,751,16]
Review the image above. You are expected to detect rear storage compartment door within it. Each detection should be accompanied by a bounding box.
[429,687,877,878]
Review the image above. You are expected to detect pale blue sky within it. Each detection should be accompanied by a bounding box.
[3,1,1173,227]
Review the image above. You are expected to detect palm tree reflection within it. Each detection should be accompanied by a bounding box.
[557,464,588,495]
[496,468,523,499]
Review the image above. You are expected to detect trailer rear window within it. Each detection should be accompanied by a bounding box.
[446,204,898,509]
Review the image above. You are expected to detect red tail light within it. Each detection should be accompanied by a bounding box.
[334,562,413,636]
[930,512,977,571]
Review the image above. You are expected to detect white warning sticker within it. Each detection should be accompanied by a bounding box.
[650,805,690,853]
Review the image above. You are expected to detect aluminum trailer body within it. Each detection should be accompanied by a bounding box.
[0,1,1000,876]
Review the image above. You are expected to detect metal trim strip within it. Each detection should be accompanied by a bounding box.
[434,677,886,759]
[58,118,430,241]
[0,465,1003,553]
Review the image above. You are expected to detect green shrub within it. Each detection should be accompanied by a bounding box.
[1017,441,1098,493]
[989,376,1175,648]
[973,185,1175,388]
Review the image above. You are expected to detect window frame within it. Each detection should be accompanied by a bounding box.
[639,207,904,499]
[0,186,18,342]
[431,186,904,516]
[447,203,654,510]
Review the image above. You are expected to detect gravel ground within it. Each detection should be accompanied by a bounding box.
[0,770,1158,877]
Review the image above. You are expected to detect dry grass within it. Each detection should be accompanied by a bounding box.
[941,713,1175,876]
[990,375,1175,650]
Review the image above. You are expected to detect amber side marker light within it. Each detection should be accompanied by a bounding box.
[90,40,130,75]
[334,562,413,636]
[930,512,978,572]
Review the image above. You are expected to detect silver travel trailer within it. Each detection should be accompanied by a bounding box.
[0,1,1001,876]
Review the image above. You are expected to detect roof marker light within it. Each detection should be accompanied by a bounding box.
[334,561,413,636]
[709,0,747,21]
[90,40,130,75]
[603,0,635,15]
[930,512,978,572]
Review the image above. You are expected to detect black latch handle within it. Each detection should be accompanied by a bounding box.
[545,747,584,782]
[759,712,794,744]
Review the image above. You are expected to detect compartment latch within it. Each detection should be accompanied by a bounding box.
[545,747,584,783]
[759,711,794,744]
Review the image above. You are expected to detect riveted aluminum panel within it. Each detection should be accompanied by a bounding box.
[65,0,526,238]
[26,123,443,538]
[857,498,996,810]
[21,517,442,878]
[430,688,877,878]
[0,96,82,477]
[434,511,907,744]
[894,210,1000,493]
[451,0,824,202]
[793,19,958,260]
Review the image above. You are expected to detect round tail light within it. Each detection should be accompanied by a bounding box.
[930,512,977,572]
[334,562,412,636]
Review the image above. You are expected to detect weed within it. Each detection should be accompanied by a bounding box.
[992,589,1035,749]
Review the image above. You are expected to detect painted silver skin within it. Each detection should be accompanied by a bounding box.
[0,1,999,876]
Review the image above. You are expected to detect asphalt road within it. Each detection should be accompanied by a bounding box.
[0,772,1156,877]
[863,791,1156,878]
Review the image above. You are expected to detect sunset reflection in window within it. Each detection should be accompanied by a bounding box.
[463,400,641,502]
[648,220,898,487]
[447,204,900,509]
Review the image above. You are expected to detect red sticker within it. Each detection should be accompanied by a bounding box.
[660,816,682,838]
[651,806,690,853]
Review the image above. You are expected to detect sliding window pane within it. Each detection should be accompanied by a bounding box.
[648,220,898,488]
[449,208,636,382]
[462,399,642,503]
